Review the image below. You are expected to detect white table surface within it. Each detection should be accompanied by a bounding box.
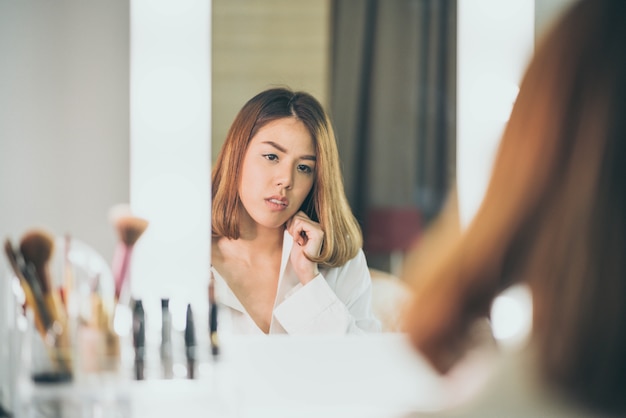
[18,333,494,418]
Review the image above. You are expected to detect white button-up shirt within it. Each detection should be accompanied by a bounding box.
[211,231,381,334]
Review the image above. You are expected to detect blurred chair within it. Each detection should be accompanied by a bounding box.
[365,208,422,276]
[369,268,413,332]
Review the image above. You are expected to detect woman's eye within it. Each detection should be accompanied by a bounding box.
[297,164,313,174]
[263,153,278,161]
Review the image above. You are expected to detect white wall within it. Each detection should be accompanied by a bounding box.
[0,2,130,264]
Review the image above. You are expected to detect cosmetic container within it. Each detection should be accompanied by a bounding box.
[132,299,145,381]
[14,235,132,417]
[160,298,173,379]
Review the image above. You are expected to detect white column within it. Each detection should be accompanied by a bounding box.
[456,0,535,228]
[456,0,535,347]
[130,0,211,333]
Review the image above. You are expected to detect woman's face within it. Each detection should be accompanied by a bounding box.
[238,117,316,231]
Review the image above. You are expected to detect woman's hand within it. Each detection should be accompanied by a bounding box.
[286,211,324,285]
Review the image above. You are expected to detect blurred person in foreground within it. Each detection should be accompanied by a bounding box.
[402,0,626,416]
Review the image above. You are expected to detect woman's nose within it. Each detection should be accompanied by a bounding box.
[275,167,293,189]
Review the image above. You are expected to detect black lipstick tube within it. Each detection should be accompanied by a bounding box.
[184,304,196,379]
[132,299,145,380]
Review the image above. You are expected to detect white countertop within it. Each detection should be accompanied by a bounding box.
[18,333,494,418]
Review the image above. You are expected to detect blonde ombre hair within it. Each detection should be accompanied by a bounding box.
[212,87,362,267]
[404,0,626,414]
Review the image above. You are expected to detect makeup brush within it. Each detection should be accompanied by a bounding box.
[18,229,72,377]
[4,238,47,336]
[84,272,120,372]
[6,238,71,380]
[184,304,196,379]
[209,273,220,358]
[19,230,66,327]
[60,233,74,309]
[110,209,149,303]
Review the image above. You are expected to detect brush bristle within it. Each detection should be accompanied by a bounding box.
[19,229,55,267]
[19,229,56,293]
[115,216,149,247]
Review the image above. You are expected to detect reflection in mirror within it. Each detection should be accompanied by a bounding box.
[331,1,456,275]
[210,87,382,334]
[212,0,457,278]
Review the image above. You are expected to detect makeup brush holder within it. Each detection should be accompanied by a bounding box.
[18,236,123,385]
[52,236,122,378]
[28,319,73,384]
[12,235,136,418]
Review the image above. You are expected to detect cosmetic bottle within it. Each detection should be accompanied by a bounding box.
[209,276,220,359]
[185,304,196,379]
[160,298,173,379]
[132,299,145,380]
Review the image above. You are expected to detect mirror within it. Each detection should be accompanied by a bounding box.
[212,0,456,278]
[210,0,573,334]
[211,0,457,335]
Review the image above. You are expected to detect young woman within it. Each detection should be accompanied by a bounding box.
[402,0,626,416]
[211,87,380,334]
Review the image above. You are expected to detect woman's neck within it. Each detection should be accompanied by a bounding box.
[236,227,284,254]
[215,222,285,265]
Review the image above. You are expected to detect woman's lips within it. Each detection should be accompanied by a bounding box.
[266,196,288,210]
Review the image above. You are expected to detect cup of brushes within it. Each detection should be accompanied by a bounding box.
[3,219,147,384]
[4,231,73,383]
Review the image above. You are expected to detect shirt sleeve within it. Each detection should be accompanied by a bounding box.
[273,250,382,335]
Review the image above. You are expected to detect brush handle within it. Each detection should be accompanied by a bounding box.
[4,242,46,336]
[22,262,55,331]
[44,291,67,328]
[7,240,72,376]
[19,279,46,337]
[112,243,133,301]
[44,291,73,373]
[208,278,219,357]
[62,234,73,307]
[26,259,66,334]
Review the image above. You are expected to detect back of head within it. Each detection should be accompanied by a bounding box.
[403,0,626,415]
[491,0,626,413]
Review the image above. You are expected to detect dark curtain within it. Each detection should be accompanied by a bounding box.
[330,0,456,271]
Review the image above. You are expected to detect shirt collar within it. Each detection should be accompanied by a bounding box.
[211,229,295,314]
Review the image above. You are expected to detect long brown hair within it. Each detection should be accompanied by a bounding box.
[404,0,626,413]
[510,1,626,412]
[212,87,362,267]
